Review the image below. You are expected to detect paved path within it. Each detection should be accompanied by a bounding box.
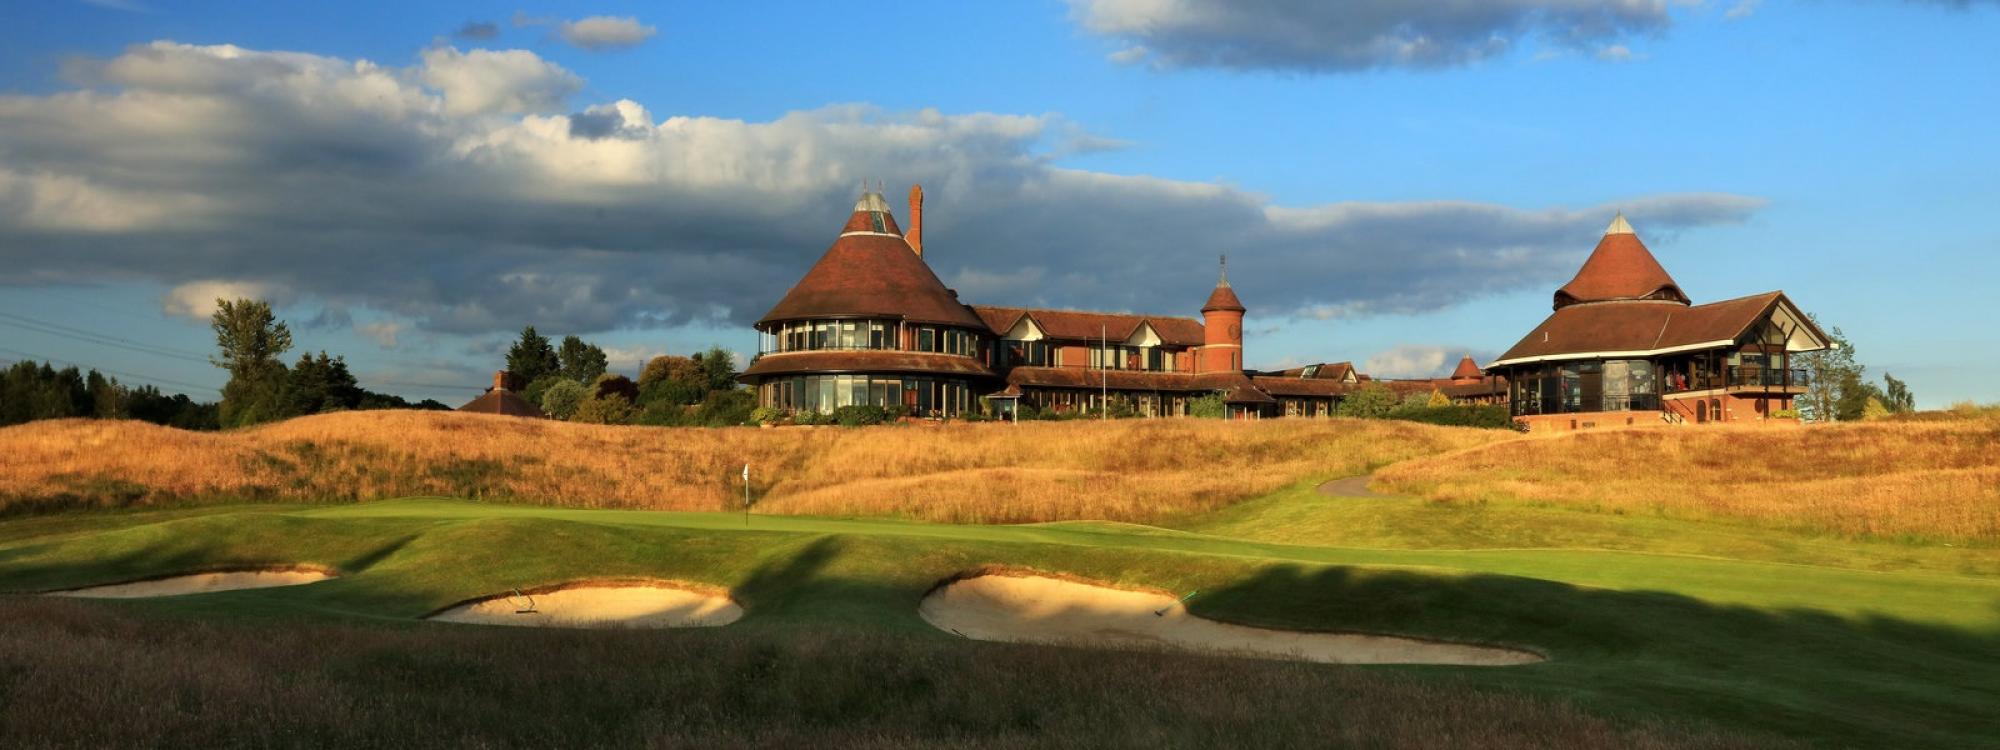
[1316,474,1395,499]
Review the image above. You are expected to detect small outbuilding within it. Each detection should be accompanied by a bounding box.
[457,371,545,418]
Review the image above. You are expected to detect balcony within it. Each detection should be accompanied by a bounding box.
[1726,366,1810,391]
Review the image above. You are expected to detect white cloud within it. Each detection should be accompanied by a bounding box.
[1364,345,1455,379]
[1595,44,1637,61]
[161,280,284,320]
[558,16,658,50]
[420,47,581,116]
[0,40,1765,340]
[1724,1,1760,19]
[357,321,404,349]
[1066,0,1679,72]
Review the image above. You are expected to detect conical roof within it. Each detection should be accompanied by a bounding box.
[1450,354,1482,380]
[1552,214,1689,310]
[756,191,986,329]
[1201,257,1245,312]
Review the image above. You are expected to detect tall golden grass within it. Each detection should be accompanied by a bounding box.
[1375,418,2000,542]
[0,411,1502,523]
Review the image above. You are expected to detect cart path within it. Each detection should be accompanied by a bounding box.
[1316,474,1395,499]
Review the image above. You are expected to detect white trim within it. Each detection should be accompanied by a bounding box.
[1488,339,1735,368]
[1202,343,1242,349]
[838,231,909,239]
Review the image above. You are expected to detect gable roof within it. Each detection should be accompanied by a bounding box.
[1553,215,1690,310]
[1493,291,1829,366]
[971,306,1205,347]
[755,192,987,330]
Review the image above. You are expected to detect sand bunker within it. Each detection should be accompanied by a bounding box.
[49,568,336,599]
[921,573,1542,666]
[426,581,742,629]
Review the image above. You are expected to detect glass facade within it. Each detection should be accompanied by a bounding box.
[1509,359,1659,416]
[760,373,977,417]
[758,319,986,357]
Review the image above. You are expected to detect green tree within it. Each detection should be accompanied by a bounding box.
[638,354,708,407]
[86,370,122,419]
[694,346,738,391]
[505,326,560,386]
[210,298,294,428]
[286,351,363,415]
[558,335,609,383]
[540,379,587,420]
[572,392,637,425]
[1337,382,1396,418]
[1833,370,1884,422]
[1882,373,1916,413]
[1795,315,1859,422]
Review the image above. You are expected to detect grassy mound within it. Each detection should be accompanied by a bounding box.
[1374,419,2000,543]
[0,411,1503,522]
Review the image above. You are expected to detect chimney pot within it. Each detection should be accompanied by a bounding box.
[493,371,509,391]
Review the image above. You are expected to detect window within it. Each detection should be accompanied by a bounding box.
[918,327,935,352]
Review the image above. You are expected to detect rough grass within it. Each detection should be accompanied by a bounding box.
[0,598,1790,750]
[0,412,1503,523]
[1374,418,2000,543]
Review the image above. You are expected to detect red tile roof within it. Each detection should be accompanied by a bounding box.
[971,306,1205,347]
[756,193,987,330]
[740,350,996,379]
[1553,217,1689,310]
[457,388,545,418]
[1202,281,1245,313]
[1494,291,1808,365]
[1450,354,1483,380]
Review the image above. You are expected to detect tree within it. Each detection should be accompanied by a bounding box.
[287,351,363,415]
[572,392,637,425]
[1795,315,1859,422]
[694,346,738,391]
[558,335,608,383]
[211,298,294,428]
[1337,382,1396,418]
[505,326,560,386]
[1426,389,1452,408]
[592,373,639,403]
[1833,370,1883,422]
[1882,373,1916,413]
[1861,396,1893,422]
[638,355,708,407]
[540,379,587,420]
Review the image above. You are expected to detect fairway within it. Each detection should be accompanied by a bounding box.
[3,474,1997,748]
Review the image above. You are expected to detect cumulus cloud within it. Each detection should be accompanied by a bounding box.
[0,41,1763,340]
[160,280,286,320]
[1363,345,1487,379]
[420,47,582,115]
[1066,0,1678,72]
[515,13,658,50]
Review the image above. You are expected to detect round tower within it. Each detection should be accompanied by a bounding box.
[1199,255,1245,373]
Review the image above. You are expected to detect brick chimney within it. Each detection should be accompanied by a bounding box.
[906,183,924,258]
[492,370,510,392]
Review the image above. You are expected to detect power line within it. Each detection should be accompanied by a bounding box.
[0,347,221,396]
[0,312,211,363]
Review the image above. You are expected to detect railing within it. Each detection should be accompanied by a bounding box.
[1510,393,1661,416]
[1726,366,1809,389]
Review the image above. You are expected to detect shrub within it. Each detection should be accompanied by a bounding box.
[592,374,639,403]
[1771,408,1801,419]
[1382,404,1514,429]
[1189,393,1226,419]
[1336,383,1396,419]
[793,410,828,426]
[571,394,636,425]
[539,380,587,420]
[692,390,756,426]
[749,406,786,426]
[831,405,890,427]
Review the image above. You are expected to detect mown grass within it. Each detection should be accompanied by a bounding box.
[1,502,1996,747]
[1374,418,2000,543]
[0,411,1502,523]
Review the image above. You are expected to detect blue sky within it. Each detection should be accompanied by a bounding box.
[0,0,1994,407]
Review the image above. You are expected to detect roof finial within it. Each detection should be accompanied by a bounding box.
[1606,212,1635,236]
[1218,253,1229,286]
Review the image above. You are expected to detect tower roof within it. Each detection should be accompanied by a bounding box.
[1551,214,1689,310]
[755,191,986,329]
[1450,354,1483,380]
[1201,255,1245,313]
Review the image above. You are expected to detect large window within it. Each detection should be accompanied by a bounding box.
[761,373,977,417]
[1511,359,1660,416]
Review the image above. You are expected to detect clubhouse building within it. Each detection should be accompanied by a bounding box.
[1487,215,1830,430]
[741,188,1825,427]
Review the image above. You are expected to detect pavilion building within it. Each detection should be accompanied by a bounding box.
[1485,215,1830,431]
